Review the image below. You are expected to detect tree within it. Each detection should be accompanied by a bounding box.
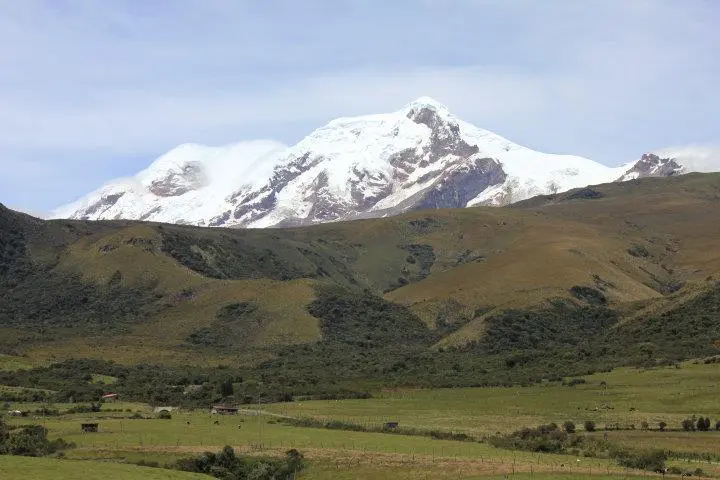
[219,377,234,398]
[640,421,649,430]
[563,421,576,434]
[681,419,695,431]
[697,417,711,431]
[546,180,560,195]
[217,445,236,470]
[285,448,305,472]
[584,420,596,432]
[658,421,667,431]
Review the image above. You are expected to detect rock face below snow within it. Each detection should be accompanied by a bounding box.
[52,98,720,228]
[617,153,683,181]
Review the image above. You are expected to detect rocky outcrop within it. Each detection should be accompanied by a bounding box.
[80,193,125,219]
[618,153,684,181]
[210,102,508,227]
[148,162,208,197]
[415,157,506,210]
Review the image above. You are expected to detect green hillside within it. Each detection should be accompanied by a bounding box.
[1,173,720,401]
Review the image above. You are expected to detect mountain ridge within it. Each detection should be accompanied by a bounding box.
[52,97,720,228]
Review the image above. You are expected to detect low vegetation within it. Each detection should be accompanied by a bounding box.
[0,417,73,457]
[489,423,668,473]
[175,445,305,479]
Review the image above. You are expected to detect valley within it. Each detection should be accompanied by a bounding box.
[2,173,720,478]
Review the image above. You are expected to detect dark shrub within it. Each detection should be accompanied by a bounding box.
[570,286,607,305]
[565,378,586,387]
[696,417,711,431]
[563,421,576,434]
[583,420,596,432]
[175,445,305,479]
[615,449,667,472]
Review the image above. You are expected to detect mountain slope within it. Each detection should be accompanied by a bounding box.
[4,173,720,368]
[53,98,718,228]
[4,175,720,401]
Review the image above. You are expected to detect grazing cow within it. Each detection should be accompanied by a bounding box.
[214,420,220,425]
[186,421,191,425]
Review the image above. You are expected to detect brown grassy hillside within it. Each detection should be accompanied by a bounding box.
[1,173,719,365]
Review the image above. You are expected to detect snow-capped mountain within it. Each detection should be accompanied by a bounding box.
[52,98,720,228]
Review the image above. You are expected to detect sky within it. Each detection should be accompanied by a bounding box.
[1,0,718,215]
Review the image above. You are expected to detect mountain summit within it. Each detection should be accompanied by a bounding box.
[52,98,719,228]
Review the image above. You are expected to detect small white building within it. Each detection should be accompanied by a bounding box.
[153,406,178,414]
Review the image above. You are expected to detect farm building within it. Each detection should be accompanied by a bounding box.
[81,423,99,433]
[211,405,239,415]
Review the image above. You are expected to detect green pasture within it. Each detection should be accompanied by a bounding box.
[2,361,719,479]
[265,362,720,435]
[0,455,208,480]
[6,412,599,463]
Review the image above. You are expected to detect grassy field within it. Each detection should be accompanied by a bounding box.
[2,361,719,478]
[0,455,209,480]
[5,411,624,479]
[264,362,720,436]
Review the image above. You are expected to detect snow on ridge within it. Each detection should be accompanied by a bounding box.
[51,97,719,228]
[50,140,288,223]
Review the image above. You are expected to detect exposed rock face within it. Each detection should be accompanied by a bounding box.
[212,99,509,227]
[79,193,125,219]
[415,157,507,210]
[618,153,684,181]
[148,161,208,197]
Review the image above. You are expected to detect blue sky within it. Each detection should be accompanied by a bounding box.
[1,0,718,215]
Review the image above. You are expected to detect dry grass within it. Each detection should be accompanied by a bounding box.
[11,173,720,363]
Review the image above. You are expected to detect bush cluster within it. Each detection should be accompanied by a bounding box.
[0,418,74,457]
[490,422,669,472]
[175,445,305,479]
[681,416,714,431]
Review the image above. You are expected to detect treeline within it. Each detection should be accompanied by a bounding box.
[0,358,301,407]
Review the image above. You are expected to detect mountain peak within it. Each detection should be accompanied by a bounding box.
[403,96,449,113]
[50,99,720,229]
